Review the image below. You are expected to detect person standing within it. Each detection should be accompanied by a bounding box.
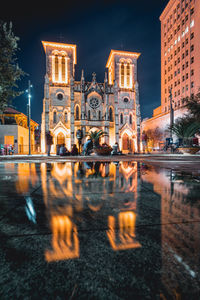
[46,131,53,156]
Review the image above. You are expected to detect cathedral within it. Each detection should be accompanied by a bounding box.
[41,41,141,154]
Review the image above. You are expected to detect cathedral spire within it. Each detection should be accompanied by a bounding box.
[92,72,96,83]
[81,69,84,81]
[104,71,108,83]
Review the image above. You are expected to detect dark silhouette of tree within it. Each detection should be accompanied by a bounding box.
[0,21,25,111]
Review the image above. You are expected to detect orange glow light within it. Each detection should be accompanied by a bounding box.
[42,41,77,65]
[106,49,140,69]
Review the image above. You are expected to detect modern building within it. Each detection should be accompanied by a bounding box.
[40,41,141,154]
[141,0,200,151]
[0,107,38,154]
[160,0,200,113]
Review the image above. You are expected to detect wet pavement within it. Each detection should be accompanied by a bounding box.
[0,161,200,299]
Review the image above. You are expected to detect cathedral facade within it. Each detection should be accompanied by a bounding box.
[41,41,141,154]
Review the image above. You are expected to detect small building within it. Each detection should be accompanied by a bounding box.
[0,107,39,154]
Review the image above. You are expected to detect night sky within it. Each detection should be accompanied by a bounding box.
[1,0,169,124]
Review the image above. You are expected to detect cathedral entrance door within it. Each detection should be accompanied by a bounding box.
[122,133,129,151]
[57,132,65,145]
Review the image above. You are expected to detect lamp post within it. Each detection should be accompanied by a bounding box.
[169,88,174,140]
[169,88,174,153]
[26,80,33,155]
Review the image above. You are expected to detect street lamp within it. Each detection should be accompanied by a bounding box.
[26,80,33,155]
[169,88,174,139]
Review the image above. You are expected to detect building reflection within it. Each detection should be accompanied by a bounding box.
[45,214,79,262]
[141,165,200,298]
[14,161,141,262]
[107,211,141,251]
[15,163,39,195]
[40,161,141,261]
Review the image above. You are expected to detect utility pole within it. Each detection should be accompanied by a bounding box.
[27,80,32,155]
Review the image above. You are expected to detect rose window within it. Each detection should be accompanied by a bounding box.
[89,97,100,109]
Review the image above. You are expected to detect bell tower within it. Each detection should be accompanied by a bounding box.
[106,50,141,152]
[41,41,77,153]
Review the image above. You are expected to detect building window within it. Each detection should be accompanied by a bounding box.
[120,113,123,124]
[57,93,63,100]
[190,32,194,39]
[191,82,194,88]
[98,110,101,120]
[53,111,57,123]
[120,62,125,87]
[52,52,68,84]
[54,55,59,82]
[61,57,65,82]
[129,114,132,124]
[88,110,90,120]
[191,69,194,76]
[75,106,80,120]
[64,112,68,123]
[191,44,194,51]
[109,107,113,121]
[191,57,194,64]
[126,62,130,87]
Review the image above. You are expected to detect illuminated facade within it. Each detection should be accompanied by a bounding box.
[141,0,200,149]
[160,0,200,114]
[0,107,38,154]
[41,41,141,153]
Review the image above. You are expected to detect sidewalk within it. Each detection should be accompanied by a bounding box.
[1,153,200,163]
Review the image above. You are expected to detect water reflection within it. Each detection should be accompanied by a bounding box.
[45,215,79,262]
[107,212,141,251]
[141,165,200,297]
[12,161,200,296]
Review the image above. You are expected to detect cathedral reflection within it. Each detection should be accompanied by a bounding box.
[39,161,141,261]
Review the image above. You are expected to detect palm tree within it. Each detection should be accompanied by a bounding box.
[171,117,200,146]
[85,130,108,148]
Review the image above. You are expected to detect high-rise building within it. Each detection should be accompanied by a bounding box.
[141,0,200,151]
[160,0,200,114]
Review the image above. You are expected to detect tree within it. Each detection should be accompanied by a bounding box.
[145,127,163,149]
[186,93,200,121]
[170,116,200,146]
[0,21,25,111]
[85,130,108,148]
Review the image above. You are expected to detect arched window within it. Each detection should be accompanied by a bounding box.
[61,56,65,82]
[75,106,80,120]
[64,112,68,123]
[120,113,123,124]
[126,62,130,87]
[109,107,113,121]
[55,55,59,82]
[88,110,91,120]
[129,114,132,124]
[53,111,57,123]
[120,62,125,87]
[99,110,101,120]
